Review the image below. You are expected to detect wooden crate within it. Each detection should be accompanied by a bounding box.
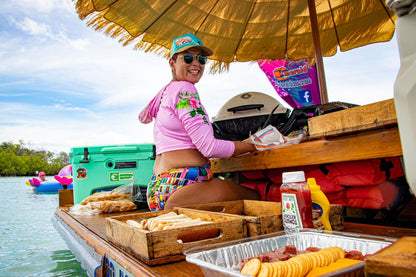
[328,204,343,231]
[105,208,247,265]
[308,99,397,139]
[184,200,283,236]
[185,200,344,233]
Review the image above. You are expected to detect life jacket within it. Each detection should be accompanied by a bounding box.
[240,157,407,210]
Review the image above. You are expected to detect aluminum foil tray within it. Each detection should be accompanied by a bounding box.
[185,229,395,277]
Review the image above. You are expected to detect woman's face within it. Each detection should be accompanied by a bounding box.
[170,47,205,84]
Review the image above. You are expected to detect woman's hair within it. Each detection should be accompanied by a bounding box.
[171,53,178,61]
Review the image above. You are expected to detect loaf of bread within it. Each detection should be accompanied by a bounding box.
[81,191,131,205]
[86,199,136,213]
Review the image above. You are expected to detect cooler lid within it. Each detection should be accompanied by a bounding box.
[212,92,288,121]
[69,144,154,155]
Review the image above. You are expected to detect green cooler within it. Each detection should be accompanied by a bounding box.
[69,144,155,207]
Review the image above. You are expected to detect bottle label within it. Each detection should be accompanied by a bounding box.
[282,193,303,230]
[312,203,324,230]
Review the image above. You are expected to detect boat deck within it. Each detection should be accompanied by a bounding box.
[54,207,416,277]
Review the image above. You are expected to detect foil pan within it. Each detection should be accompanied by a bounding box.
[184,229,396,277]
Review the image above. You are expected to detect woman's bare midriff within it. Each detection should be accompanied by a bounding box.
[153,149,209,174]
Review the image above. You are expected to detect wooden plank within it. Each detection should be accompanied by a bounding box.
[365,237,416,276]
[211,127,402,173]
[308,99,397,139]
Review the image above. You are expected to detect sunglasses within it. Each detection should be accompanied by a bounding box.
[180,53,208,65]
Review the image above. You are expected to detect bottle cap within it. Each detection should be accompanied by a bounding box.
[282,171,306,183]
[307,178,320,191]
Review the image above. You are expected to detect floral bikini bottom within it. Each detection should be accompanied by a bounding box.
[146,163,213,212]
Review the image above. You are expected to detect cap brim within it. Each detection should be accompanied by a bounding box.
[173,45,214,57]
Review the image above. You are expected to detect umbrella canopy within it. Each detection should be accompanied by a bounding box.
[74,0,397,102]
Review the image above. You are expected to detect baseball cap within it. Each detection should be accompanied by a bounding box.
[170,33,213,58]
[39,171,46,177]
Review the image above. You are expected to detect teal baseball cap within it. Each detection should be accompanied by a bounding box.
[170,33,213,58]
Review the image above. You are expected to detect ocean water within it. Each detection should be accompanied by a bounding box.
[0,177,87,277]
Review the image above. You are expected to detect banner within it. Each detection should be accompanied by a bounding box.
[258,59,321,108]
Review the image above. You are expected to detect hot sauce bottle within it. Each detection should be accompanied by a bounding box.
[281,171,314,230]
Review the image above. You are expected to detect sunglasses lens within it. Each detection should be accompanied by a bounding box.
[198,55,207,64]
[183,54,194,64]
[181,53,207,64]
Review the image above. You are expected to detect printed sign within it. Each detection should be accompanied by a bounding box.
[258,59,321,108]
[109,172,134,182]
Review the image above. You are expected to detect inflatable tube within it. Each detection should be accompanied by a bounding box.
[34,181,73,193]
[54,175,73,188]
[58,165,72,177]
[27,165,74,193]
[26,178,41,188]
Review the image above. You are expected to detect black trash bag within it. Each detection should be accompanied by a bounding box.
[278,102,359,136]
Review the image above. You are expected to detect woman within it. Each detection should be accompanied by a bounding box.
[139,33,259,211]
[38,171,46,182]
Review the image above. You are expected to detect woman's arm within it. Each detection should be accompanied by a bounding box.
[232,141,256,157]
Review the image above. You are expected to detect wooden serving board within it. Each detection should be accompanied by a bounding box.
[183,200,283,236]
[308,99,397,139]
[105,208,247,265]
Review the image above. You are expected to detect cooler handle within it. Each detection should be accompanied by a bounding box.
[80,147,89,163]
[101,146,140,153]
[227,104,264,113]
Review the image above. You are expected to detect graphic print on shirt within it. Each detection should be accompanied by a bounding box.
[175,91,208,123]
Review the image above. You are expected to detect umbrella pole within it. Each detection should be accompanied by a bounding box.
[307,0,329,104]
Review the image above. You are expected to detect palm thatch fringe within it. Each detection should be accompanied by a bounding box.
[73,0,233,73]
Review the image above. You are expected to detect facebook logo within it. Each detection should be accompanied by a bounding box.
[299,90,312,103]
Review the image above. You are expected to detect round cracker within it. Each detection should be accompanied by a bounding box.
[290,257,304,277]
[309,252,323,268]
[257,262,271,277]
[241,258,261,276]
[271,261,285,277]
[320,248,335,265]
[332,246,345,259]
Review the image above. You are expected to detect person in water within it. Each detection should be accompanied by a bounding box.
[38,171,46,182]
[139,33,259,211]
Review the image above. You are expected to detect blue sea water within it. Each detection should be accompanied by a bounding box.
[0,177,87,277]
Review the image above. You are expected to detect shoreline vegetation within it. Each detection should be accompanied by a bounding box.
[0,141,69,177]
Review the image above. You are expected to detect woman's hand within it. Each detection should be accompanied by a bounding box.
[232,141,256,157]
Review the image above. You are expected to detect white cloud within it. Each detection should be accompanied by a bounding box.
[1,0,72,14]
[14,17,53,37]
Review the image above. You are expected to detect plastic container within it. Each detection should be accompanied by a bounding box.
[394,11,416,195]
[281,171,314,230]
[185,229,395,277]
[69,144,155,205]
[307,178,332,231]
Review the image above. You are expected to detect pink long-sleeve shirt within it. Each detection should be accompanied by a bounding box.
[140,81,235,158]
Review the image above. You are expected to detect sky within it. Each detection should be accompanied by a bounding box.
[0,0,401,155]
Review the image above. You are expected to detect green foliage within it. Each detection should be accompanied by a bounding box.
[0,141,69,176]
